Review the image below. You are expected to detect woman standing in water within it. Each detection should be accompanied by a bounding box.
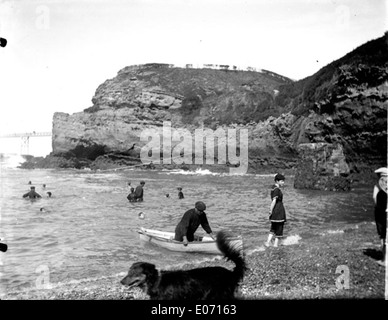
[265,173,287,248]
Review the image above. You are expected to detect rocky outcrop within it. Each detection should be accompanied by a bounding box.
[291,64,388,184]
[53,110,145,158]
[294,143,351,191]
[280,34,388,186]
[43,35,387,182]
[51,64,296,171]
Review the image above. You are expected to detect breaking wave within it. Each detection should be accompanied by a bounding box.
[0,154,26,169]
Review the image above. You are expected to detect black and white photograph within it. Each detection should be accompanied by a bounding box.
[0,0,386,310]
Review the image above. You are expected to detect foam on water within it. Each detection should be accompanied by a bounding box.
[326,229,345,234]
[246,247,266,254]
[161,168,221,176]
[319,224,361,236]
[281,234,302,246]
[160,168,264,177]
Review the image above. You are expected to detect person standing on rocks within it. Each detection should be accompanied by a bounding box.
[373,167,387,266]
[265,173,287,248]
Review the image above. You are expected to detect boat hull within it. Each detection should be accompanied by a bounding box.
[138,227,230,254]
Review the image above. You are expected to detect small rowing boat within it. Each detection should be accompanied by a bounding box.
[137,227,242,255]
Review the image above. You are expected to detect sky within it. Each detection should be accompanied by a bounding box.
[0,0,386,155]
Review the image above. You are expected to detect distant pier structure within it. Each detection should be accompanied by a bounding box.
[0,131,52,155]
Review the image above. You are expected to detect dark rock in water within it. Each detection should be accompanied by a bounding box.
[324,176,351,191]
[179,164,190,171]
[294,143,351,191]
[18,153,92,170]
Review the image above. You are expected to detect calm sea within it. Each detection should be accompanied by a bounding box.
[0,155,375,295]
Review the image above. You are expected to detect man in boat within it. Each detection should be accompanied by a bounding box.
[23,186,42,199]
[133,181,145,202]
[174,201,216,246]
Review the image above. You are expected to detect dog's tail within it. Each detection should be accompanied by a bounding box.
[216,231,246,282]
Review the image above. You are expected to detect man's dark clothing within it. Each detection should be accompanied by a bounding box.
[375,188,387,239]
[134,185,144,201]
[174,209,212,241]
[23,190,41,199]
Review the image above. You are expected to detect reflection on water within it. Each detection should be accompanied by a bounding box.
[0,166,375,294]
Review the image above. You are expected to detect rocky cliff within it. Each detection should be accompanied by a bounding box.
[281,34,388,186]
[51,63,297,171]
[39,34,387,181]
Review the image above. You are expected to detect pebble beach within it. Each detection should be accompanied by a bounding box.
[1,221,385,300]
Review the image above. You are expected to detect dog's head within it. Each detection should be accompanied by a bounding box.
[120,262,158,291]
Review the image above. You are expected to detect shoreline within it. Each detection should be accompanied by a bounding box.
[14,153,380,189]
[1,221,385,300]
[17,153,295,175]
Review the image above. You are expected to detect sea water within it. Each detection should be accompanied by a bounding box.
[0,158,375,295]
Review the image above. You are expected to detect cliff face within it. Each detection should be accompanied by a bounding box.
[294,142,352,191]
[50,35,388,176]
[282,35,388,175]
[52,64,296,168]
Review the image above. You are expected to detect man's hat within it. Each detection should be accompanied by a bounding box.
[274,173,285,181]
[195,201,206,211]
[374,167,388,176]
